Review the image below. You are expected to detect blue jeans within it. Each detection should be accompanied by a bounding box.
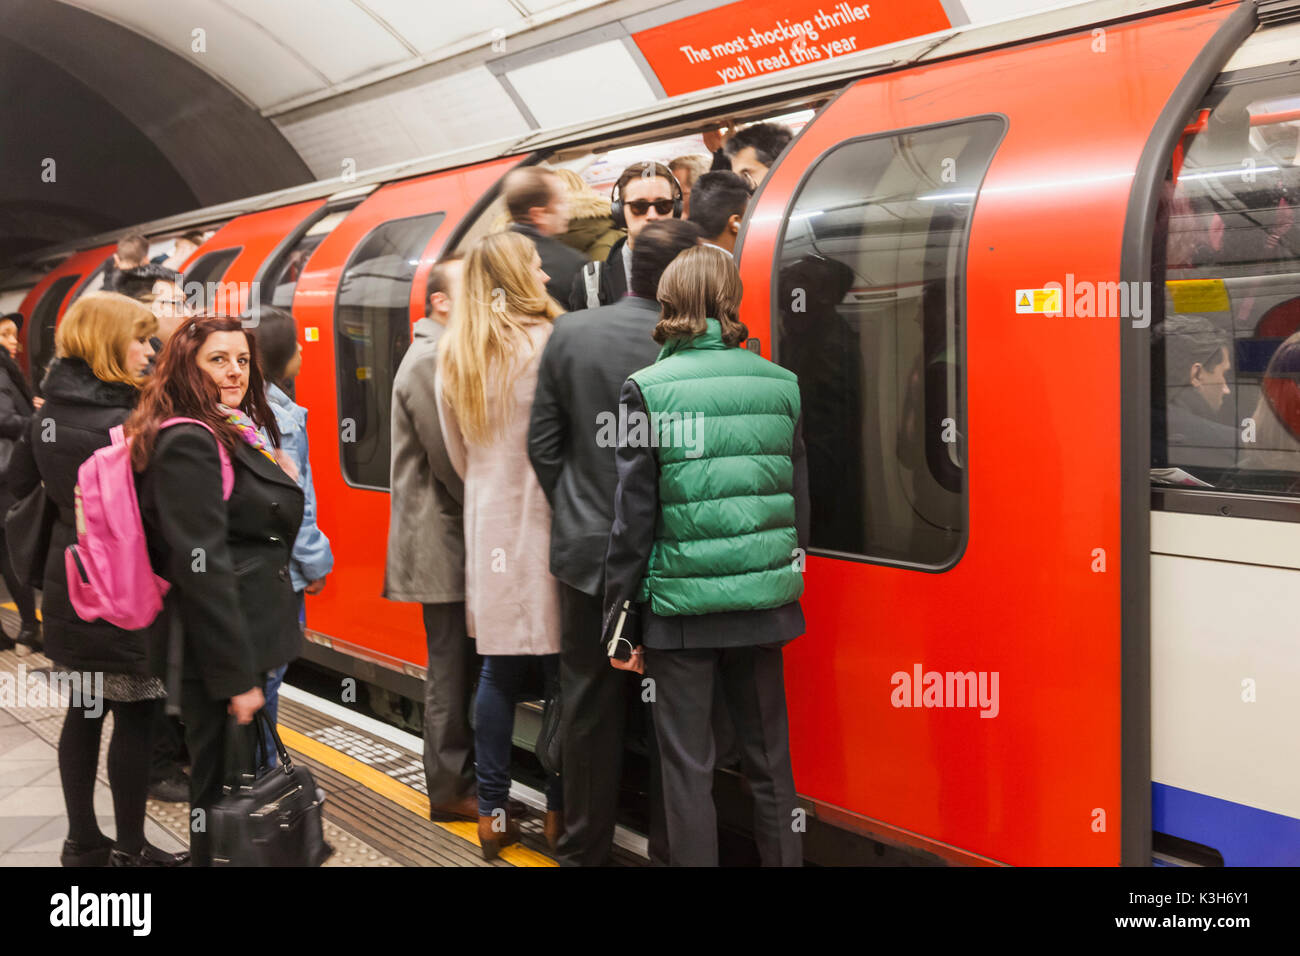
[475,654,562,816]
[260,594,304,771]
[260,663,289,771]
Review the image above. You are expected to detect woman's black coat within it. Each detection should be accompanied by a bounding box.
[5,357,145,672]
[139,423,305,702]
[0,346,36,514]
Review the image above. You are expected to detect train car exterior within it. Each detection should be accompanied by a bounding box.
[6,0,1297,866]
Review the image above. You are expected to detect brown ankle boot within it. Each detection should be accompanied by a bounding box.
[477,812,520,861]
[543,810,564,852]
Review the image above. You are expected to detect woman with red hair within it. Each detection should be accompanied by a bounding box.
[127,315,304,866]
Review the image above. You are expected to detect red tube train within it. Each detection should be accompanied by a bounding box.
[5,0,1298,866]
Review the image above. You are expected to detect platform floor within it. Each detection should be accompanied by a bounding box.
[1,602,643,867]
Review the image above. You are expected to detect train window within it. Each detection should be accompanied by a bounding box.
[68,255,114,303]
[260,207,356,308]
[181,247,241,312]
[335,212,446,490]
[28,274,80,390]
[1153,67,1300,498]
[773,118,1004,567]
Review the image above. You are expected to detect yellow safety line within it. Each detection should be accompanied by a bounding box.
[276,724,556,868]
[0,603,42,620]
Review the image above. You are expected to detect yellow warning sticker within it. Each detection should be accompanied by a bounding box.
[1166,279,1230,314]
[304,327,319,342]
[1015,288,1061,314]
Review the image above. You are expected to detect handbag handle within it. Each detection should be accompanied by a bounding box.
[221,710,294,792]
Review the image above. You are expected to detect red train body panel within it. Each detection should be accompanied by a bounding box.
[293,157,521,669]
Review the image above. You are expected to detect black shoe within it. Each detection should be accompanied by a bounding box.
[148,768,191,803]
[109,844,191,867]
[61,837,113,867]
[14,622,41,655]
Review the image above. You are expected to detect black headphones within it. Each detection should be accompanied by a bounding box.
[610,163,684,230]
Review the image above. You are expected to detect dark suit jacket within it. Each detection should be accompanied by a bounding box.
[509,222,587,307]
[140,424,305,701]
[528,295,663,597]
[568,235,629,311]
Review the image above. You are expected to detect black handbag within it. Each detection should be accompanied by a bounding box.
[209,712,333,867]
[5,482,56,590]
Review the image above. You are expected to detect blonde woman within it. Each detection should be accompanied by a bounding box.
[6,293,187,866]
[437,231,564,858]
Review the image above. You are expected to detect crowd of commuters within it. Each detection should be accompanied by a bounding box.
[385,140,806,866]
[1,123,815,868]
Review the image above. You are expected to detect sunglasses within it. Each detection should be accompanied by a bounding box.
[625,199,676,216]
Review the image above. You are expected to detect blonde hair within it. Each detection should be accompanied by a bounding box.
[56,291,158,386]
[653,244,746,346]
[668,154,710,189]
[438,232,562,444]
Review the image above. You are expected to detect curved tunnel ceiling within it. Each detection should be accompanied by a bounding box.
[0,0,314,259]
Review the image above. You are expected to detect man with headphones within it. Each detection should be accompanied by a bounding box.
[568,161,683,312]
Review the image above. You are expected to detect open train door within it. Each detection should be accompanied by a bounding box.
[736,1,1254,864]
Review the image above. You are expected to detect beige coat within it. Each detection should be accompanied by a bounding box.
[436,322,561,656]
[383,318,464,604]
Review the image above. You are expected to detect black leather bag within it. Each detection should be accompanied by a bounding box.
[209,712,333,867]
[5,482,55,590]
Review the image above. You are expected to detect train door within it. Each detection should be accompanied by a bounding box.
[14,244,115,385]
[737,2,1245,864]
[290,157,521,688]
[1147,18,1300,866]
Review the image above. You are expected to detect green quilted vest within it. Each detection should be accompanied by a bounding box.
[627,318,804,616]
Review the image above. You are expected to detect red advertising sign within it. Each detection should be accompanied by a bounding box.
[632,0,951,97]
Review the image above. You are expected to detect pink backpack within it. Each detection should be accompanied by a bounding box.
[66,417,234,630]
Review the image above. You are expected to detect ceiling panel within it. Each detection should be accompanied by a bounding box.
[361,0,522,54]
[518,0,595,12]
[221,0,412,85]
[959,0,1086,21]
[275,66,529,180]
[505,39,657,130]
[58,0,324,106]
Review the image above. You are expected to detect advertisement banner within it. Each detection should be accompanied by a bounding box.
[632,1,952,97]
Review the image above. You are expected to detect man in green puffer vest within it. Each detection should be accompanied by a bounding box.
[601,244,808,866]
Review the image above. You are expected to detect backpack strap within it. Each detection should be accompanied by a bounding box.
[159,417,235,500]
[582,260,602,310]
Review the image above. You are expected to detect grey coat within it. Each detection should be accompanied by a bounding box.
[383,318,465,604]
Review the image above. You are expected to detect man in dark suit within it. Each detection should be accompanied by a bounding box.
[503,167,588,306]
[528,219,700,865]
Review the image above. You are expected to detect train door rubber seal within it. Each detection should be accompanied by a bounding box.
[1117,0,1259,867]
